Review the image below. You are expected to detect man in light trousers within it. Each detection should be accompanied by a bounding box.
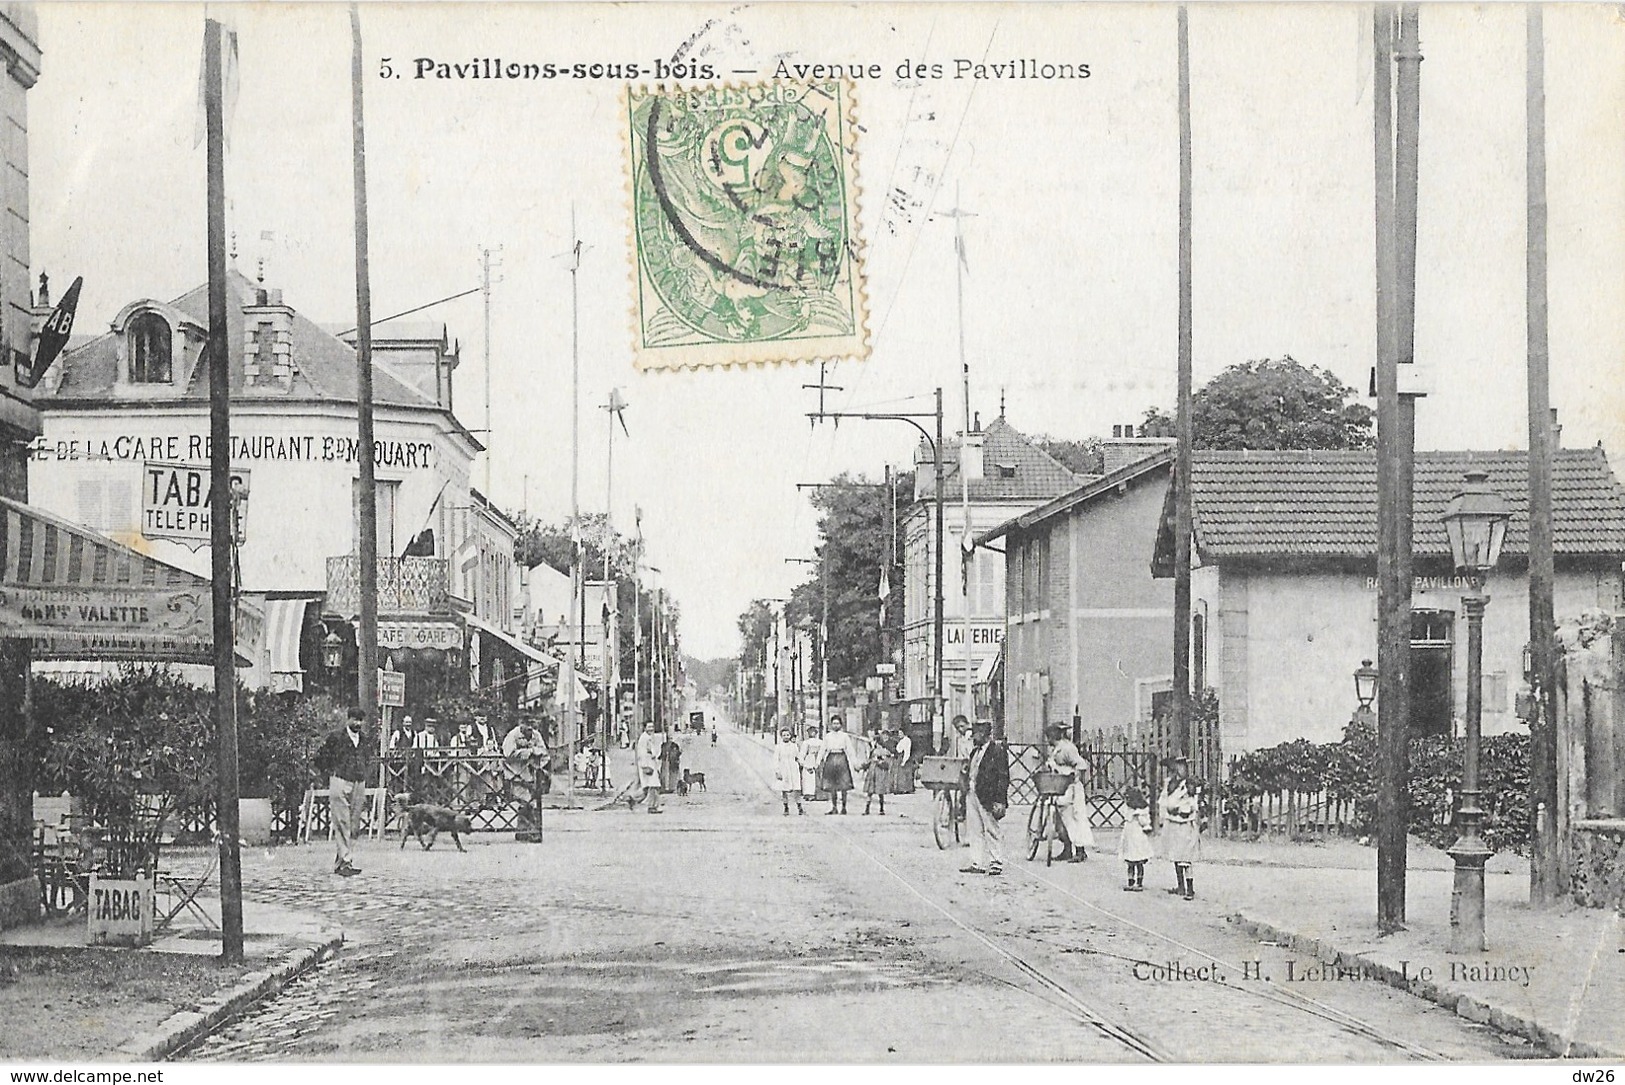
[961,720,1009,877]
[316,707,374,876]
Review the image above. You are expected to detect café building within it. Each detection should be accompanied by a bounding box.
[26,272,544,709]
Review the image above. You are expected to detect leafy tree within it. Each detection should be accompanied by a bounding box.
[1140,357,1374,450]
[1034,435,1104,476]
[786,471,911,684]
[685,656,737,698]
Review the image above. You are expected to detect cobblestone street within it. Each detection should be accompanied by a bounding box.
[176,720,1544,1063]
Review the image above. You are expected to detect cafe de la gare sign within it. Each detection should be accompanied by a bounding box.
[30,431,437,469]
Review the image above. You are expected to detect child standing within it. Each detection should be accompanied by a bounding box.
[1119,786,1153,891]
[772,728,804,815]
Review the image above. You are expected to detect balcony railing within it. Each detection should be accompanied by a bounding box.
[325,556,451,617]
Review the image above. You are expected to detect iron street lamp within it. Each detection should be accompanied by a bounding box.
[322,627,345,672]
[1354,659,1379,711]
[1439,468,1512,954]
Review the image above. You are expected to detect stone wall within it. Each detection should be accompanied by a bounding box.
[1570,820,1625,910]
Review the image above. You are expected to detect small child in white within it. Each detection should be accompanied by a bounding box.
[1119,786,1153,891]
[772,727,804,815]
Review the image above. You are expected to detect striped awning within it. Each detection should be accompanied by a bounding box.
[262,596,314,692]
[0,496,251,663]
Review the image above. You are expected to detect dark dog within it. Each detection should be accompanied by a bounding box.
[682,769,706,793]
[394,798,473,852]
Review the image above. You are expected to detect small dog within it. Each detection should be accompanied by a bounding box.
[393,796,473,852]
[682,769,706,793]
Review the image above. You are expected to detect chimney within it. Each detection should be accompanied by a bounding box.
[1101,430,1177,474]
[1550,407,1561,449]
[242,285,296,389]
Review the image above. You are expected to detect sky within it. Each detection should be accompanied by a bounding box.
[26,3,1625,658]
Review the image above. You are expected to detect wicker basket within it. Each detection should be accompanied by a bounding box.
[1033,770,1073,797]
[918,756,968,788]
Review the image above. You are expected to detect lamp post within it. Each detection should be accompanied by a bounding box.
[1440,468,1512,954]
[1352,658,1378,732]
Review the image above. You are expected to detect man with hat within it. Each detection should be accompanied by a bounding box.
[1158,753,1201,899]
[961,720,1009,876]
[314,707,374,877]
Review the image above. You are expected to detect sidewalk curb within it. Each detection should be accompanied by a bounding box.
[1231,911,1621,1059]
[113,934,345,1061]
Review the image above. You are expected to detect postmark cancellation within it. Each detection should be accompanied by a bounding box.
[626,81,869,370]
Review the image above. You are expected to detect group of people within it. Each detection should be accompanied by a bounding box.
[1038,721,1202,896]
[937,714,1202,892]
[314,708,557,875]
[771,715,914,816]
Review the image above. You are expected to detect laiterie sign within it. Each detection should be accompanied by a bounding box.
[142,461,249,546]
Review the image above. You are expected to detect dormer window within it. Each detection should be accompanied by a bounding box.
[128,312,173,383]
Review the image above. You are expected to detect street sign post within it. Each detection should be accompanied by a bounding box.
[377,668,405,708]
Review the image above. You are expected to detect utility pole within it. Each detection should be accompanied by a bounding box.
[1525,3,1560,903]
[1374,4,1422,935]
[807,391,945,750]
[564,213,582,809]
[479,246,501,496]
[348,1,382,853]
[934,190,979,728]
[786,554,827,733]
[1172,5,1194,764]
[204,15,243,964]
[632,508,643,735]
[600,390,626,778]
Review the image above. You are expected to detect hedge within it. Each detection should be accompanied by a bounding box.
[1223,717,1530,854]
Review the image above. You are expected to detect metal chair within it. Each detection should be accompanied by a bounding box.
[155,843,219,933]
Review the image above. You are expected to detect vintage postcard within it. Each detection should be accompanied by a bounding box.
[0,0,1622,1072]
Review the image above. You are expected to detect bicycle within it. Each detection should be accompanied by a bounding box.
[918,756,968,850]
[1027,770,1073,865]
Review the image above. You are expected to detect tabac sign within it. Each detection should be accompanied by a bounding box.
[142,461,249,547]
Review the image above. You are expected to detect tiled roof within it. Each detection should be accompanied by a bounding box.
[922,416,1084,503]
[978,445,1171,545]
[43,271,434,409]
[1186,448,1625,560]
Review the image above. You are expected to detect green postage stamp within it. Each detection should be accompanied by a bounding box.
[626,81,869,370]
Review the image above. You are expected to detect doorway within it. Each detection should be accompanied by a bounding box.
[1409,609,1455,736]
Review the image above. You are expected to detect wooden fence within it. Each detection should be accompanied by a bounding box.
[1220,784,1362,839]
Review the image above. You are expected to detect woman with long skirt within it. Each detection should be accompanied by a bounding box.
[818,715,857,815]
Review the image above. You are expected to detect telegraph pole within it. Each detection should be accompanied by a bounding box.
[204,15,244,964]
[1374,5,1420,935]
[566,212,582,809]
[1172,5,1194,763]
[934,191,979,728]
[807,391,945,750]
[1525,4,1560,903]
[479,246,501,495]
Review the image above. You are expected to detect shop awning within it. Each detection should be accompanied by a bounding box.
[465,612,559,668]
[0,496,256,664]
[262,596,314,692]
[465,612,594,704]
